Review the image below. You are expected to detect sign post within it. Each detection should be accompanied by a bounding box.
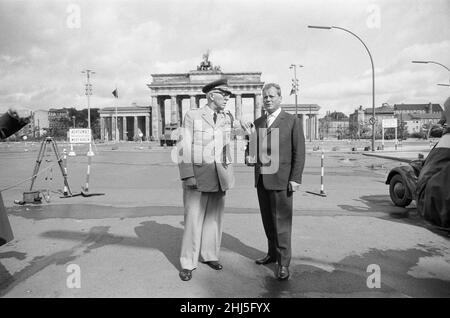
[382,118,398,150]
[69,129,92,144]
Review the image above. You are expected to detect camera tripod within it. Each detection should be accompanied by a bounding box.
[29,137,73,197]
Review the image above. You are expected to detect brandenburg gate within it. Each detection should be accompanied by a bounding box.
[147,56,265,140]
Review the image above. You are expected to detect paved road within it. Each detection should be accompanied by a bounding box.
[0,142,449,297]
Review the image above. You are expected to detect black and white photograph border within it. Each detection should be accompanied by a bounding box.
[0,0,449,303]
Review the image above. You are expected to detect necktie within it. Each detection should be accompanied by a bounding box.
[213,112,217,124]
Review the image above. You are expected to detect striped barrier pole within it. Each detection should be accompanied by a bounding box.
[83,155,92,193]
[306,151,327,197]
[62,149,69,196]
[320,151,326,196]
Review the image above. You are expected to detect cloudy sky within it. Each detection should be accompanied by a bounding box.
[0,0,449,119]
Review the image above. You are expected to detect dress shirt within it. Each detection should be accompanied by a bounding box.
[266,108,282,128]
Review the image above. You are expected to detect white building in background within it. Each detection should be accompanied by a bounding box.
[32,109,49,137]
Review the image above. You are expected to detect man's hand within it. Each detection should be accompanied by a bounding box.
[239,120,254,135]
[288,181,301,192]
[183,176,197,189]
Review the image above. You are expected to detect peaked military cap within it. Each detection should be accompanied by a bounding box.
[202,78,232,95]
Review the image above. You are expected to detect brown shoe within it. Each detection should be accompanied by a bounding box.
[179,269,193,281]
[255,255,276,265]
[277,266,290,281]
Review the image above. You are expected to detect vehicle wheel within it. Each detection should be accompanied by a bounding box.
[389,174,412,207]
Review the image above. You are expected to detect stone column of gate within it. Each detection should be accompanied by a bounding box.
[170,95,177,124]
[100,117,105,141]
[134,116,138,139]
[177,96,184,125]
[190,95,197,109]
[151,96,159,140]
[302,114,307,137]
[253,94,262,121]
[123,116,127,141]
[315,115,319,140]
[145,115,150,140]
[112,114,117,141]
[235,94,242,120]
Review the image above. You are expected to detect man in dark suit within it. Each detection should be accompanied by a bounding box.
[243,83,305,280]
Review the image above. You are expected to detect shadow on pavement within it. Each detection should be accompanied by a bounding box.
[338,195,450,238]
[0,219,266,294]
[259,248,450,298]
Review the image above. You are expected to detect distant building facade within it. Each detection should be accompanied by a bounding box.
[394,103,442,135]
[319,111,349,139]
[32,109,49,137]
[393,103,442,115]
[401,112,442,134]
[349,104,395,138]
[48,108,70,132]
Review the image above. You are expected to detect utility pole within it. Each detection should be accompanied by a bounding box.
[82,69,95,156]
[289,64,303,117]
[309,104,312,142]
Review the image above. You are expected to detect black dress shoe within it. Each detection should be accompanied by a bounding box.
[277,266,290,281]
[179,269,193,281]
[255,255,276,265]
[202,261,223,270]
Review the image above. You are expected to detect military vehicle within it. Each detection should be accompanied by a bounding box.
[160,123,179,146]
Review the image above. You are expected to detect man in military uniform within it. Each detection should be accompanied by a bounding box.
[0,108,30,140]
[1,108,30,247]
[177,78,236,281]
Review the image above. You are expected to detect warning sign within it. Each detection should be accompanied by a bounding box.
[382,118,397,128]
[69,129,91,144]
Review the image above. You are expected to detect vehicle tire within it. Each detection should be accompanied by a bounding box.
[389,174,412,207]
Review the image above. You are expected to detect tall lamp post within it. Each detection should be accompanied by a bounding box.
[82,69,95,156]
[412,60,450,86]
[308,25,376,151]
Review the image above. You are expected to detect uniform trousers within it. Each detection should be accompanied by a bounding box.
[180,184,225,270]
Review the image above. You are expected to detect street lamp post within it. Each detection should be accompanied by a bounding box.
[412,60,450,86]
[308,25,376,151]
[72,116,76,128]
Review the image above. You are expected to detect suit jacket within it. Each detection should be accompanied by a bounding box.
[178,106,235,192]
[253,110,305,190]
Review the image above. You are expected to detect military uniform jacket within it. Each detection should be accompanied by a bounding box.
[178,106,235,192]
